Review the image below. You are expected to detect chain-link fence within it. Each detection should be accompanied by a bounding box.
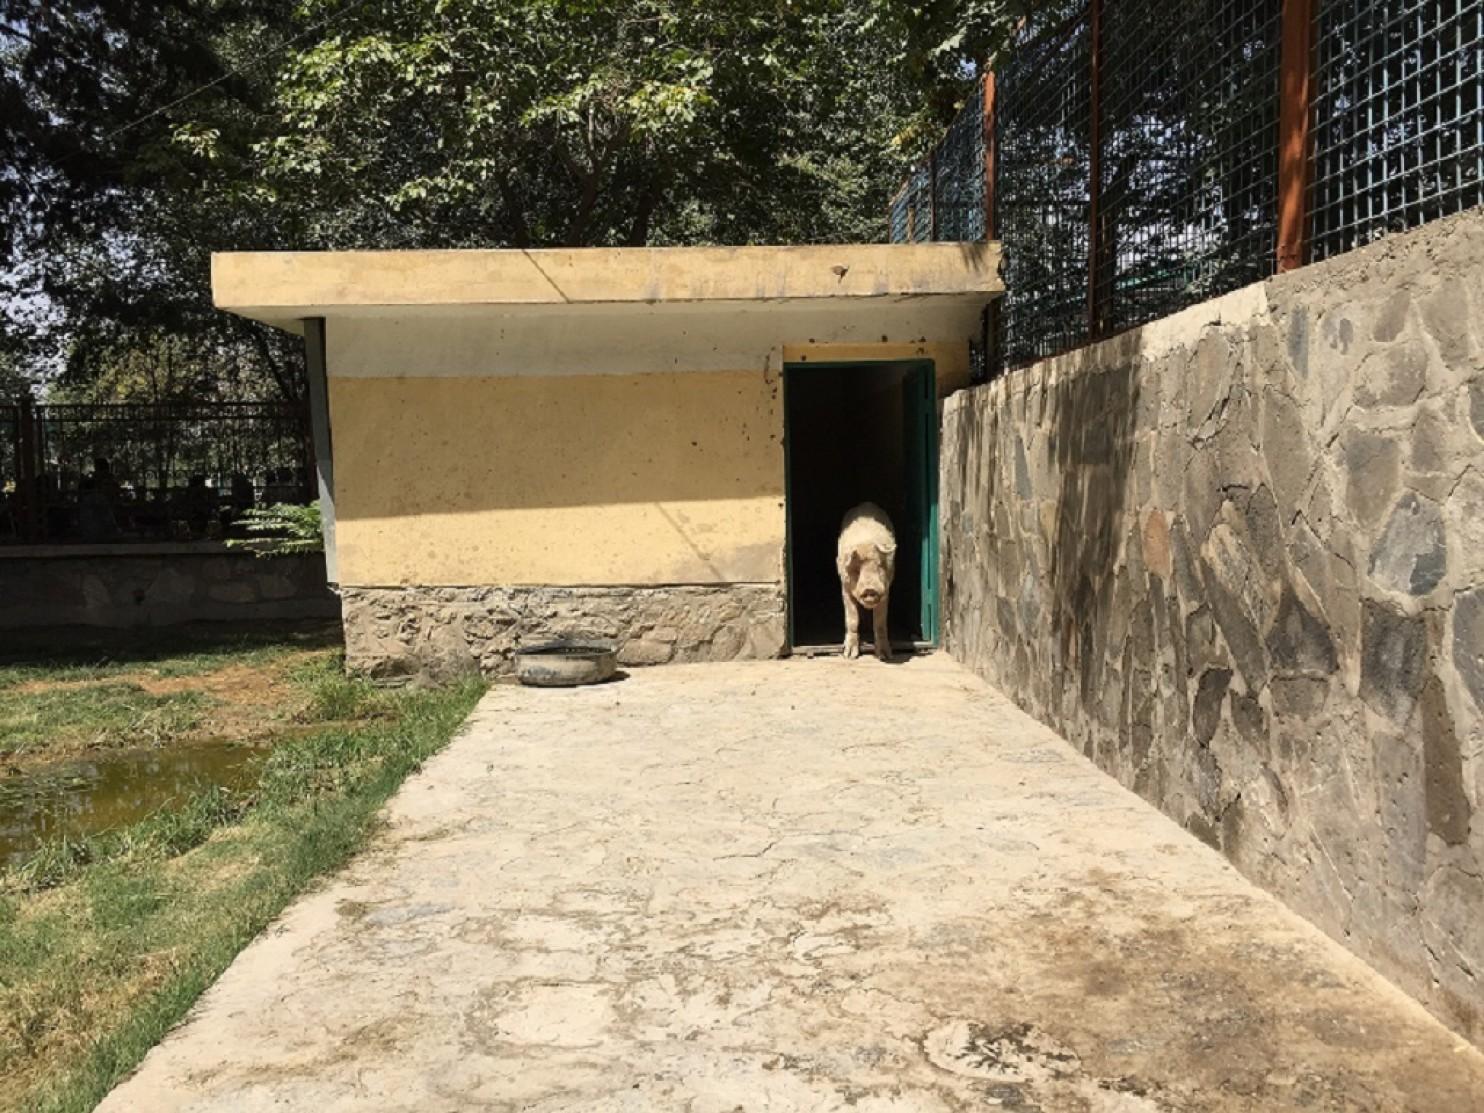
[891,0,1484,375]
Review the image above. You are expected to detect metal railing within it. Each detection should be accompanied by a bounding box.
[1,399,311,545]
[891,0,1484,374]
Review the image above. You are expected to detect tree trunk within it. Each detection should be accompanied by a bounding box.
[626,177,662,246]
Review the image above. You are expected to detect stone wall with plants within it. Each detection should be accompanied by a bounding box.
[941,210,1484,1044]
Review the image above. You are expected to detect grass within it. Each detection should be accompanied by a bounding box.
[0,622,344,769]
[0,684,212,761]
[0,635,485,1112]
[0,621,342,694]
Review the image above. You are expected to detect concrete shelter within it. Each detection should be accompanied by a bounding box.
[212,243,1002,676]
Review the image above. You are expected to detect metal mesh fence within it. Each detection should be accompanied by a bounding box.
[1311,0,1484,261]
[1096,0,1282,335]
[934,81,988,243]
[34,402,307,494]
[1,400,311,544]
[0,405,15,484]
[889,163,934,243]
[994,5,1094,366]
[890,0,1484,375]
[0,405,17,541]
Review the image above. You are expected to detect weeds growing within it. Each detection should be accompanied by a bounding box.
[0,637,484,1112]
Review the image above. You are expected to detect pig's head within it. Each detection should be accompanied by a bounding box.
[845,541,896,609]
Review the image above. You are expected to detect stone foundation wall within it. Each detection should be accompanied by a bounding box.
[942,210,1484,1044]
[0,544,338,630]
[340,584,787,679]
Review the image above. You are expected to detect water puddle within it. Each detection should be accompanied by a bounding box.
[0,740,269,868]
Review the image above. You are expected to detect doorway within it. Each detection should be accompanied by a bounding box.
[784,360,939,652]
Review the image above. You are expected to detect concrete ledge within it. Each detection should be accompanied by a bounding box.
[212,243,1002,331]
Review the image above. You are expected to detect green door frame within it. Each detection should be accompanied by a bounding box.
[781,358,939,650]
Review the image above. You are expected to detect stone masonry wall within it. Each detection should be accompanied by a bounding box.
[0,545,337,630]
[340,584,787,680]
[942,210,1484,1044]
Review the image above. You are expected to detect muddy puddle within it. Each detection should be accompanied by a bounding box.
[0,740,269,868]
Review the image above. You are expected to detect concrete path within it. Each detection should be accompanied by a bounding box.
[102,657,1484,1112]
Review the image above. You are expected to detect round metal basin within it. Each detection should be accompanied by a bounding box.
[514,640,618,687]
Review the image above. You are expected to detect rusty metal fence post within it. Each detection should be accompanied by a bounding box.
[1086,0,1106,339]
[982,70,1000,378]
[982,71,997,242]
[1277,0,1316,272]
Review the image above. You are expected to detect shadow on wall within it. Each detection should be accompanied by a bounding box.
[1041,338,1142,712]
[943,207,1484,1049]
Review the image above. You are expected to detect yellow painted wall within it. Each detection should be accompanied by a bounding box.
[324,316,976,590]
[330,372,786,587]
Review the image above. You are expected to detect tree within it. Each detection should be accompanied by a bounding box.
[1,0,307,401]
[0,348,28,401]
[2,1,1028,399]
[254,0,917,249]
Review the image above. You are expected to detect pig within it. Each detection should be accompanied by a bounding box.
[836,502,898,662]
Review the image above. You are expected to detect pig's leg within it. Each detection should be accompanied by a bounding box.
[872,598,894,662]
[842,587,860,659]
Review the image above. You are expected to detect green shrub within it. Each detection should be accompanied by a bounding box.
[226,501,324,557]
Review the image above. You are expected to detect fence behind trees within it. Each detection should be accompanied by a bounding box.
[1,399,311,545]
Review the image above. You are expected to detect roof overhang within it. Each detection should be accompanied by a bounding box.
[211,243,1002,334]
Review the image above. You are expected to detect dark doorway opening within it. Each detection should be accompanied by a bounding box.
[784,360,938,652]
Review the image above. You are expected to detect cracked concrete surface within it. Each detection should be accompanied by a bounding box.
[100,657,1484,1111]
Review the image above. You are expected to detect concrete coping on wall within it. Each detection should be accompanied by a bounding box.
[211,243,1004,333]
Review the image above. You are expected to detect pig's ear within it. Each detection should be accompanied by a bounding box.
[877,541,897,558]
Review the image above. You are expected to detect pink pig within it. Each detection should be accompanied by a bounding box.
[836,502,897,662]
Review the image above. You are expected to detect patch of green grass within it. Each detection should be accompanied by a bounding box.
[289,654,397,724]
[0,684,212,761]
[6,786,254,895]
[0,640,484,1112]
[0,663,114,692]
[0,621,341,691]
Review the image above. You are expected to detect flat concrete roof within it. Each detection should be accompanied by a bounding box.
[212,243,1002,332]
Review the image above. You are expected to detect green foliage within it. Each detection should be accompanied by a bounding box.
[225,500,325,557]
[258,0,904,247]
[2,2,1029,401]
[301,672,394,724]
[5,787,249,895]
[1,1,309,400]
[0,348,29,401]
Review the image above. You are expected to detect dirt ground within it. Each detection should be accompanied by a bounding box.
[99,656,1484,1112]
